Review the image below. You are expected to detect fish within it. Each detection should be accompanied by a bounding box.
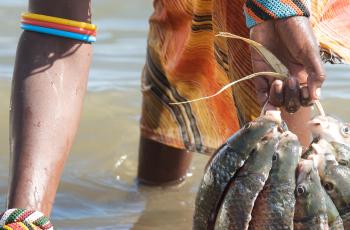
[249,131,301,230]
[322,187,344,230]
[193,111,281,230]
[309,115,350,166]
[214,128,279,230]
[307,146,344,229]
[311,148,350,230]
[330,142,350,167]
[293,159,328,230]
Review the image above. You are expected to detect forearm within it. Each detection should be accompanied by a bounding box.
[8,0,92,216]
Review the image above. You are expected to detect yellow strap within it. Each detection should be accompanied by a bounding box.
[22,12,96,31]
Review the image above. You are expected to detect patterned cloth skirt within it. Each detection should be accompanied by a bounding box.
[140,0,350,155]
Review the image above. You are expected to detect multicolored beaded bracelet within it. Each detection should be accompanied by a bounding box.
[0,208,54,230]
[21,12,97,43]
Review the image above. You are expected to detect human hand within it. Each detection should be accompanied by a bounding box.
[250,16,325,113]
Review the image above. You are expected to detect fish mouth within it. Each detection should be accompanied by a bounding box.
[280,131,298,140]
[264,110,282,125]
[260,127,279,142]
[308,117,330,130]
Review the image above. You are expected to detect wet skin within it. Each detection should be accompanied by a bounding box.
[9,0,93,216]
[251,17,326,147]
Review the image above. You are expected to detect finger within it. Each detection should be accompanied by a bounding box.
[283,78,301,113]
[275,17,326,100]
[269,80,284,107]
[250,40,275,107]
[306,64,325,101]
[250,21,279,107]
[300,86,313,107]
[253,76,270,107]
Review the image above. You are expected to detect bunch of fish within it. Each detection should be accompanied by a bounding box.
[193,112,350,230]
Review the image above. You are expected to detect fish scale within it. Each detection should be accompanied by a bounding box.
[215,135,279,230]
[293,160,329,230]
[294,214,329,230]
[249,132,300,230]
[340,212,350,229]
[321,164,350,230]
[193,116,279,230]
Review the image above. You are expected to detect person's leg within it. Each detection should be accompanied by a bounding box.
[138,137,193,185]
[8,0,92,216]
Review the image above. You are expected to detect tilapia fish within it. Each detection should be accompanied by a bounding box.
[249,131,301,230]
[309,115,350,166]
[294,159,328,230]
[193,112,281,230]
[322,188,344,230]
[316,155,350,229]
[215,129,279,230]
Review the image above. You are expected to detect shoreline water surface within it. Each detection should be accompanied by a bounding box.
[0,1,350,229]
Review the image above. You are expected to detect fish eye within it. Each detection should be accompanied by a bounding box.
[341,126,350,137]
[339,159,349,166]
[296,185,306,196]
[324,182,334,192]
[272,152,279,162]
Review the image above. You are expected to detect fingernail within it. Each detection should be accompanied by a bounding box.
[316,88,321,98]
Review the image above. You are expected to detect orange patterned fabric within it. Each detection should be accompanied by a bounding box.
[140,0,350,155]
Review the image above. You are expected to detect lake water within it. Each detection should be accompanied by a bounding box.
[0,1,349,229]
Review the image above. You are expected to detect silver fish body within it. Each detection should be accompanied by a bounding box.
[249,131,301,230]
[294,160,329,230]
[309,115,350,166]
[215,131,279,230]
[321,163,350,229]
[193,114,280,230]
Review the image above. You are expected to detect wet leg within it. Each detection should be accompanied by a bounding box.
[8,0,92,216]
[137,137,193,185]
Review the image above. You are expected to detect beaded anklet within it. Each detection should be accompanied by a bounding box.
[0,208,54,230]
[244,0,311,28]
[21,12,97,43]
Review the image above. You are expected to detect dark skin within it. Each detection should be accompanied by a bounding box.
[250,17,325,147]
[8,1,324,217]
[9,0,93,216]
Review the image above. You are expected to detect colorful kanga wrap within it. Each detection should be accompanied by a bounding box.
[0,209,54,230]
[140,0,350,155]
[244,0,311,28]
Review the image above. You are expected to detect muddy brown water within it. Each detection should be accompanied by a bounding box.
[0,1,349,229]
